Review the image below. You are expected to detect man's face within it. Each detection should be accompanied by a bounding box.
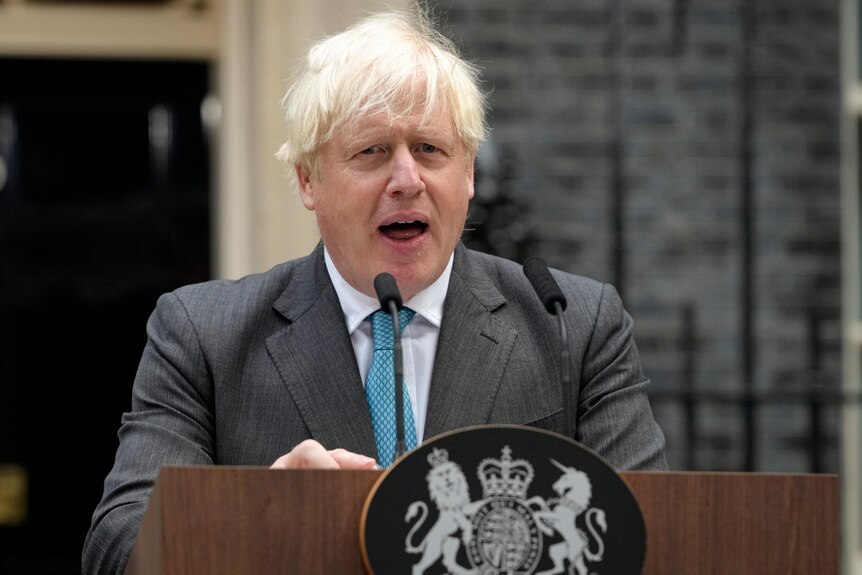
[297,107,475,301]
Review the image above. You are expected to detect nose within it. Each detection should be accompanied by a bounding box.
[386,147,424,196]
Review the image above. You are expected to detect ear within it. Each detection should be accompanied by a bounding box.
[296,164,316,210]
[466,156,476,200]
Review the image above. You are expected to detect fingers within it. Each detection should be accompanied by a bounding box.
[328,448,378,470]
[269,439,378,470]
[270,439,339,469]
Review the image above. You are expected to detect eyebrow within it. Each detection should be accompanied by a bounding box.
[346,120,454,142]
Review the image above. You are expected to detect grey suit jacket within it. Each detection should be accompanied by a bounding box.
[82,243,666,574]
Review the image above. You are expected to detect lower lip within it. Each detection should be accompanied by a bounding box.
[377,227,428,252]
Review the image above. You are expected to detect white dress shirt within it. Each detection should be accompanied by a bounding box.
[323,248,451,442]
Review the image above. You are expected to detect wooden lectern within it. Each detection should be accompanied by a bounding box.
[125,467,838,575]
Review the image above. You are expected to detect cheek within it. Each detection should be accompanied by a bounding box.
[452,170,475,206]
[317,195,367,236]
[447,188,471,222]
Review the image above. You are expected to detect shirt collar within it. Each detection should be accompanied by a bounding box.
[324,247,452,334]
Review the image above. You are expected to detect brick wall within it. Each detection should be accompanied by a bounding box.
[429,0,842,472]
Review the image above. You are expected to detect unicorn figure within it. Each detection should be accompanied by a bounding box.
[526,460,607,575]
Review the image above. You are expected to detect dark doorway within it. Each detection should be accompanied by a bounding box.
[0,58,211,574]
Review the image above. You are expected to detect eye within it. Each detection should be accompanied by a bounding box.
[417,143,439,154]
[360,145,384,155]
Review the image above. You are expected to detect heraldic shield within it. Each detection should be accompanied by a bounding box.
[360,425,646,575]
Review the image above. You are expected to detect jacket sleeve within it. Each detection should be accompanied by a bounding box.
[82,291,216,575]
[574,283,668,471]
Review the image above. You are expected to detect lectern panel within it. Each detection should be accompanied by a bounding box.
[126,467,838,575]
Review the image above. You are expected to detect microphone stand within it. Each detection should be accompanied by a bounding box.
[373,272,408,465]
[554,301,572,440]
[523,257,573,441]
[388,299,407,461]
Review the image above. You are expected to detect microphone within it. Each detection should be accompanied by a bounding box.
[373,272,408,462]
[523,257,567,314]
[523,257,572,439]
[373,272,402,311]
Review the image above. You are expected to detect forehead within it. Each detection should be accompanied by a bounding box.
[337,105,457,142]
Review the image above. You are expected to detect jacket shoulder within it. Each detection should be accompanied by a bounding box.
[159,251,321,331]
[459,247,607,310]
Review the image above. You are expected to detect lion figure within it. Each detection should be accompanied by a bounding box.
[404,450,479,575]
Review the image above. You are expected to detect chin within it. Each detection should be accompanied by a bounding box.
[394,269,440,299]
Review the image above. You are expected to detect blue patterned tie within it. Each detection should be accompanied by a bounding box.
[366,307,417,467]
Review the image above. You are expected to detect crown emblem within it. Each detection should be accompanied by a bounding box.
[477,446,534,499]
[427,447,450,468]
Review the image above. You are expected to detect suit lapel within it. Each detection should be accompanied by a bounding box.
[263,245,522,453]
[265,248,378,457]
[424,246,518,438]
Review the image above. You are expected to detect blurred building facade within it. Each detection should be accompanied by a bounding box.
[430,0,843,475]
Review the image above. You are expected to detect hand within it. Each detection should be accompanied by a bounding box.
[269,439,378,470]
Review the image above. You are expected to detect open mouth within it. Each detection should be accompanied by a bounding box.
[379,220,428,240]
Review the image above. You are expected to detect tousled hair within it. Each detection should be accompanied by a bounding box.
[276,7,487,180]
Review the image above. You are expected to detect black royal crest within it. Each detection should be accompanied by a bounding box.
[361,425,645,575]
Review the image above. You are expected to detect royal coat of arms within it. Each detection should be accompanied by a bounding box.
[360,426,644,575]
[403,446,607,575]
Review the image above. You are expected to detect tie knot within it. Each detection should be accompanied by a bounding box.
[371,307,415,350]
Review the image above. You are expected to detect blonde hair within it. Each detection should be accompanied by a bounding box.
[276,7,487,180]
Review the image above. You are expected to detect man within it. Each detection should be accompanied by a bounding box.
[83,7,666,574]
